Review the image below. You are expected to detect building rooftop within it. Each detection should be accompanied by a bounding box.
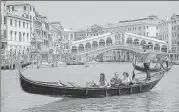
[6,2,35,8]
[64,28,74,32]
[119,15,159,23]
[71,33,111,45]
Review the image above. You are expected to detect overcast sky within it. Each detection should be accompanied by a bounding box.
[7,1,179,29]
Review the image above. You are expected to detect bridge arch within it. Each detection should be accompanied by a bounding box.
[71,46,77,54]
[92,41,98,50]
[117,51,121,60]
[78,44,84,52]
[106,37,112,46]
[126,37,133,45]
[85,42,91,51]
[133,39,139,46]
[113,51,116,60]
[154,44,160,51]
[140,40,146,46]
[148,42,153,49]
[161,45,167,53]
[99,39,105,48]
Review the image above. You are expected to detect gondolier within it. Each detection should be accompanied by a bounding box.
[164,55,170,68]
[137,44,152,81]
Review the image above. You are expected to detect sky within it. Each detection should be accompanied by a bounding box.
[7,1,179,29]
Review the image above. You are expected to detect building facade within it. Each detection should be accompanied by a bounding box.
[72,24,105,41]
[119,15,161,38]
[1,1,7,51]
[5,13,32,56]
[159,13,179,61]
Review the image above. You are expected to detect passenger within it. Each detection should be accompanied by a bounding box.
[99,73,106,87]
[110,72,121,87]
[154,64,160,70]
[121,72,132,85]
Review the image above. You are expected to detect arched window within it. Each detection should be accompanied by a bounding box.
[10,31,13,40]
[12,6,14,11]
[24,6,26,11]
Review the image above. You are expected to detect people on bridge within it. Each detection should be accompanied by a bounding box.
[110,72,121,87]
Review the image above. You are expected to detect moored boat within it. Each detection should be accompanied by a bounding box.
[1,62,32,70]
[66,61,84,65]
[19,69,165,98]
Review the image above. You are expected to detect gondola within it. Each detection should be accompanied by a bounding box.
[133,63,172,73]
[19,69,165,98]
[1,62,32,70]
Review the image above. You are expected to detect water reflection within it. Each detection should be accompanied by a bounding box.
[22,91,177,112]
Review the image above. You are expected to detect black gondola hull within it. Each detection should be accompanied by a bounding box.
[20,71,164,98]
[66,62,84,65]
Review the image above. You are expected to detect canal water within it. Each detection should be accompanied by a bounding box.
[1,63,179,112]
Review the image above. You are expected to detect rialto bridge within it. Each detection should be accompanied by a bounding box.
[69,29,168,62]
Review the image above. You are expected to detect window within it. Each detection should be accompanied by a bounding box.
[15,20,17,26]
[12,6,14,11]
[3,30,6,38]
[30,16,31,19]
[4,16,6,24]
[19,32,22,42]
[30,7,31,11]
[10,31,13,40]
[10,19,12,25]
[23,33,25,42]
[138,27,141,30]
[147,26,148,29]
[19,21,21,27]
[15,32,17,41]
[24,6,26,11]
[23,22,25,28]
[33,8,35,12]
[156,33,158,37]
[27,33,29,42]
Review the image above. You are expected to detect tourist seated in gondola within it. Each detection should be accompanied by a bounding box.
[121,72,132,85]
[99,73,107,87]
[110,72,121,87]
